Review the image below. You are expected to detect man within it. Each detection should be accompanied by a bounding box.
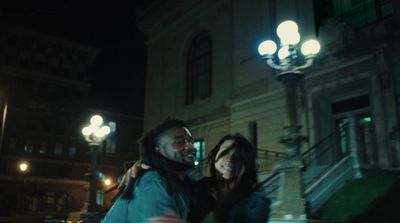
[101,118,197,223]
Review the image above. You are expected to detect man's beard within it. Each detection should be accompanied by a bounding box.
[161,155,195,171]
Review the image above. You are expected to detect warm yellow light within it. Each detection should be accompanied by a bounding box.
[81,126,93,136]
[278,46,290,59]
[94,128,105,138]
[258,40,277,56]
[101,126,111,135]
[301,39,321,56]
[276,20,299,39]
[90,115,103,126]
[18,161,29,172]
[280,32,301,45]
[104,178,112,186]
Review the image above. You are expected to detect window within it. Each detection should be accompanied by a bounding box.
[54,143,63,156]
[96,189,105,206]
[193,139,206,167]
[186,32,212,104]
[39,141,48,154]
[8,137,17,152]
[105,138,116,154]
[24,140,33,153]
[317,0,393,29]
[68,146,77,156]
[108,121,117,133]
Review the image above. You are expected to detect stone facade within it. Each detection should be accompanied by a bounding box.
[138,0,400,170]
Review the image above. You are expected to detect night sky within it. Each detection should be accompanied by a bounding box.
[0,1,147,116]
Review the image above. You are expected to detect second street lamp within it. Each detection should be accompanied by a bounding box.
[258,20,320,221]
[81,114,110,213]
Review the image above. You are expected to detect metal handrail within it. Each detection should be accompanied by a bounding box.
[260,122,350,198]
[257,149,288,160]
[257,171,281,197]
[301,122,349,161]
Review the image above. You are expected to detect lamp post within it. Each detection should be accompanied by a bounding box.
[81,114,110,213]
[258,20,320,221]
[17,160,29,213]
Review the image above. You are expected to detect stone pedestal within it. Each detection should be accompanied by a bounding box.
[272,158,307,222]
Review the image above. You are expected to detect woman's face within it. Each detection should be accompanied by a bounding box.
[214,139,245,180]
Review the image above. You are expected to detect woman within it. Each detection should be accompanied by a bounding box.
[125,133,270,223]
[201,133,270,223]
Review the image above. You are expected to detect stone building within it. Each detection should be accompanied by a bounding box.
[0,22,142,220]
[137,0,400,221]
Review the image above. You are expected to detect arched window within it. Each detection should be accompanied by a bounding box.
[186,32,212,104]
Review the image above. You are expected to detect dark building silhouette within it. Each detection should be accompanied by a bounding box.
[0,22,142,220]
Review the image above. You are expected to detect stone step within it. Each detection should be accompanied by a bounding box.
[268,218,336,223]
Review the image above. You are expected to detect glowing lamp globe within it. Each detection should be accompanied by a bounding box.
[301,39,321,56]
[278,46,290,59]
[276,20,299,39]
[90,115,103,126]
[258,40,277,56]
[81,126,93,136]
[104,178,112,186]
[280,32,301,45]
[18,161,29,172]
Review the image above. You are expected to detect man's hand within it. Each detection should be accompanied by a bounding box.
[146,212,185,223]
[118,160,151,190]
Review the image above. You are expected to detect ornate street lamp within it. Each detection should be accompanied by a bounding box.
[81,114,110,212]
[258,20,320,221]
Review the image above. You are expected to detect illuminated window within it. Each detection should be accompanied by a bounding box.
[96,189,104,206]
[68,146,77,156]
[360,116,372,123]
[186,32,212,104]
[193,139,206,166]
[24,140,33,153]
[317,0,393,29]
[108,121,116,133]
[105,139,116,154]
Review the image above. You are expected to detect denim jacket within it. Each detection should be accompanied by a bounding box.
[203,191,270,223]
[101,171,189,223]
[227,192,270,223]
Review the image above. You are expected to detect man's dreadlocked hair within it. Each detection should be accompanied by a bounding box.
[122,117,191,199]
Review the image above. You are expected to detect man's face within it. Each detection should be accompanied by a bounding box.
[157,126,196,165]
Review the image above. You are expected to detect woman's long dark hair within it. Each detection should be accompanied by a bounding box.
[207,133,258,223]
[121,118,191,199]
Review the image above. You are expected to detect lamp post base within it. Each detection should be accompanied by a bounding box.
[269,217,307,223]
[272,157,307,220]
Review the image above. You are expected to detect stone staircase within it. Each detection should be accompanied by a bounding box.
[302,165,329,187]
[258,121,367,221]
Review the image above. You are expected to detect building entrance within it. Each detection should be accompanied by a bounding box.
[332,95,377,167]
